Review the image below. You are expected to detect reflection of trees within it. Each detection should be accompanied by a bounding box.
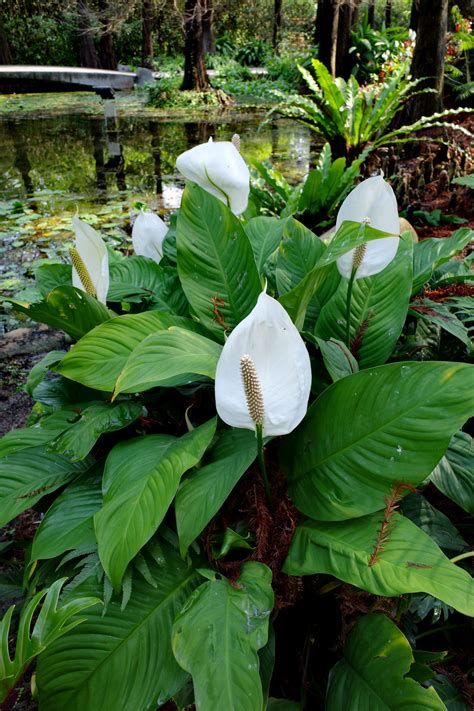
[90,118,107,196]
[148,121,163,195]
[7,121,34,197]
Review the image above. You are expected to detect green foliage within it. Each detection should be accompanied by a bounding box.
[350,20,414,83]
[270,59,471,159]
[235,39,270,66]
[0,579,99,704]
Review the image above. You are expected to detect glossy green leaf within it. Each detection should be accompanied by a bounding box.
[31,476,102,561]
[25,350,65,396]
[410,300,473,351]
[55,310,198,391]
[0,447,92,528]
[412,228,473,294]
[49,401,142,460]
[284,513,474,616]
[37,547,200,711]
[285,361,474,520]
[430,675,470,711]
[316,337,359,382]
[176,182,261,337]
[400,493,468,553]
[0,411,76,459]
[0,578,99,704]
[326,613,446,710]
[172,562,273,711]
[430,431,474,515]
[315,234,413,367]
[95,418,216,590]
[35,263,72,296]
[276,218,326,296]
[107,256,180,308]
[279,220,395,329]
[176,428,257,557]
[114,328,222,396]
[245,216,287,273]
[8,286,114,340]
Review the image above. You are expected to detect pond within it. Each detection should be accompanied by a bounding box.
[0,93,313,329]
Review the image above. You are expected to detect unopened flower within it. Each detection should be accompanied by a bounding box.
[71,217,109,303]
[336,175,400,279]
[176,137,250,215]
[215,293,312,436]
[132,211,168,264]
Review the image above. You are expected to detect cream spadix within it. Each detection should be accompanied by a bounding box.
[336,175,400,279]
[176,137,250,215]
[215,293,311,436]
[132,211,168,264]
[71,217,109,303]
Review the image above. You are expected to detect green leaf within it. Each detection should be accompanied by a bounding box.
[0,578,99,704]
[35,262,73,296]
[284,513,474,616]
[326,613,446,710]
[280,220,396,329]
[113,327,222,396]
[245,216,287,273]
[31,476,102,562]
[410,300,473,351]
[49,401,142,461]
[315,234,413,367]
[267,700,302,710]
[176,428,257,557]
[172,562,274,711]
[276,218,325,296]
[0,411,76,458]
[412,229,473,294]
[107,256,179,307]
[430,431,474,515]
[0,447,93,528]
[176,183,261,337]
[95,418,216,590]
[316,337,359,382]
[284,361,474,520]
[8,286,114,340]
[430,675,470,711]
[55,310,198,391]
[25,350,65,396]
[37,547,200,711]
[400,493,468,554]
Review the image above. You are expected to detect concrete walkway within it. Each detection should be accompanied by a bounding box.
[0,65,136,94]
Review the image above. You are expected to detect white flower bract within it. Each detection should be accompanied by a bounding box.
[132,211,168,264]
[336,175,400,279]
[215,293,312,436]
[176,138,250,215]
[71,217,109,303]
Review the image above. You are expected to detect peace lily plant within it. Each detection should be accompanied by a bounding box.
[1,134,473,711]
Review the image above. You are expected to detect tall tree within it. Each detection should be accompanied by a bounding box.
[181,0,211,90]
[367,0,375,25]
[316,0,340,76]
[77,0,100,69]
[409,0,419,30]
[336,0,361,77]
[0,14,12,64]
[97,0,117,70]
[272,0,283,51]
[201,0,215,54]
[142,0,154,68]
[385,0,392,26]
[408,0,448,120]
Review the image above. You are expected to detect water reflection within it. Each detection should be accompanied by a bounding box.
[0,103,312,217]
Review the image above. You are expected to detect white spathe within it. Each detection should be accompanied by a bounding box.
[176,138,250,215]
[72,217,109,303]
[215,293,312,436]
[132,211,168,264]
[336,175,400,279]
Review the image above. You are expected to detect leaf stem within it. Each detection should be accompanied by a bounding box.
[450,550,474,564]
[256,424,273,512]
[345,266,357,349]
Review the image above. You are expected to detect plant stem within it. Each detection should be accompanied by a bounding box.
[345,266,357,349]
[415,624,463,641]
[450,550,474,564]
[256,423,273,512]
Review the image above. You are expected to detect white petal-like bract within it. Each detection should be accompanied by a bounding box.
[176,138,250,215]
[336,175,400,279]
[132,212,168,264]
[215,293,312,436]
[72,217,109,303]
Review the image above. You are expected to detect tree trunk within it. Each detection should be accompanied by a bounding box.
[336,0,361,78]
[272,0,283,51]
[98,0,117,70]
[0,14,12,64]
[367,0,375,26]
[202,0,215,54]
[77,0,100,69]
[408,0,448,120]
[385,0,392,27]
[317,0,340,76]
[181,0,211,91]
[409,0,419,30]
[141,0,154,68]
